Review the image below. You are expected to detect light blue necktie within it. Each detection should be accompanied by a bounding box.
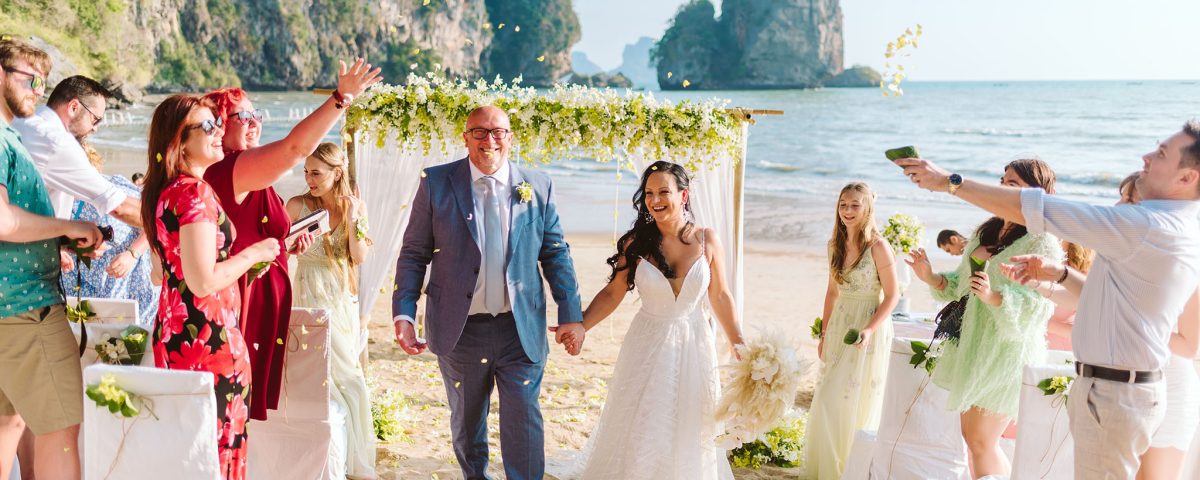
[482,176,505,314]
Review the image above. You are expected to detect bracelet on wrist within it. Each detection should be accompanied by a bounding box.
[332,90,346,109]
[1055,264,1070,284]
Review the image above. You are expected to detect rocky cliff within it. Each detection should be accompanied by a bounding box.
[654,0,845,90]
[0,0,578,95]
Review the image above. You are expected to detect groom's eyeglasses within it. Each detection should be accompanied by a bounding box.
[466,128,511,140]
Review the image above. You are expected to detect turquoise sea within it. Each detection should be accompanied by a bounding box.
[90,80,1200,253]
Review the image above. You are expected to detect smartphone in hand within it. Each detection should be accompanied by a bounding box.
[885,145,921,161]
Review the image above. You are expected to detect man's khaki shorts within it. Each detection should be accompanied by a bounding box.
[0,304,83,435]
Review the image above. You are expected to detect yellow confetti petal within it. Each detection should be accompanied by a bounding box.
[454,381,461,388]
[536,55,546,62]
[480,358,488,364]
[301,344,308,350]
[261,216,269,223]
[380,287,387,294]
[523,380,531,385]
[483,22,492,30]
[433,248,441,253]
[514,25,521,32]
[666,71,673,79]
[498,23,505,29]
[276,338,284,345]
[423,0,430,4]
[466,39,474,46]
[682,79,691,88]
[420,170,428,178]
[156,153,163,163]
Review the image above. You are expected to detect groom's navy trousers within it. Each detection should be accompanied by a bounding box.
[438,313,544,480]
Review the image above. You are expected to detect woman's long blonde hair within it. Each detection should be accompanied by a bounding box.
[829,182,880,284]
[301,142,366,294]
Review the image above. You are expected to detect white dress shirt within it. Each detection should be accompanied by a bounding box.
[1021,188,1200,371]
[395,160,513,326]
[12,106,127,218]
[467,160,512,315]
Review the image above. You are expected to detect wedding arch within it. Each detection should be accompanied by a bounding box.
[334,73,780,322]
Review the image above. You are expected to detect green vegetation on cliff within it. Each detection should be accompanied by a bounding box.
[483,0,580,85]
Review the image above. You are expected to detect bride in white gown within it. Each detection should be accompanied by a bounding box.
[553,161,745,480]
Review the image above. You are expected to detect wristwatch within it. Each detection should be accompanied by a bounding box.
[947,173,963,195]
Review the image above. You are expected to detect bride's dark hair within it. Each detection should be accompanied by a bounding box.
[607,161,695,291]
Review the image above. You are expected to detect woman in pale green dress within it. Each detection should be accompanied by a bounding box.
[286,143,376,478]
[804,182,899,480]
[906,159,1062,479]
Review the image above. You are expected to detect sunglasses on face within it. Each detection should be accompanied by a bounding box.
[187,117,224,136]
[227,109,263,125]
[466,127,512,140]
[2,67,45,92]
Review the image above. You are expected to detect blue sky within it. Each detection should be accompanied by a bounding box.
[573,0,1200,81]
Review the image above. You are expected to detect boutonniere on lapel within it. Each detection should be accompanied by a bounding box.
[515,182,534,203]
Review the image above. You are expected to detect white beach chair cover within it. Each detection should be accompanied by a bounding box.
[247,308,338,479]
[867,337,970,479]
[1011,364,1075,480]
[82,364,219,479]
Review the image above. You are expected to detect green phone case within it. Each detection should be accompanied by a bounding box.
[885,145,921,161]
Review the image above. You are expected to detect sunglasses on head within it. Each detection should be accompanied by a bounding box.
[187,116,224,136]
[227,109,263,125]
[2,67,45,92]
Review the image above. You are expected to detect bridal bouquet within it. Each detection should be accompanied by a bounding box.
[882,213,924,254]
[716,332,811,449]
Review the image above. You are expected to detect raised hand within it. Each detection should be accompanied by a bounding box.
[905,248,935,284]
[1002,254,1063,285]
[393,320,427,355]
[336,58,384,102]
[894,158,952,192]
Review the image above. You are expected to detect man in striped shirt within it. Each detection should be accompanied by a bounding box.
[895,122,1200,479]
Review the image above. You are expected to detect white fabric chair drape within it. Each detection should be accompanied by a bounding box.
[866,337,970,479]
[1011,364,1075,480]
[83,365,219,480]
[354,134,464,319]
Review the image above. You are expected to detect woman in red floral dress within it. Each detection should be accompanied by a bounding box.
[140,95,281,479]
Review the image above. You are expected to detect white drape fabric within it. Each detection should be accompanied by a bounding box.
[83,365,220,480]
[354,134,465,318]
[1011,364,1075,480]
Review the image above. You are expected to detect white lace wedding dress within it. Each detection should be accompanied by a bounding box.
[552,243,734,480]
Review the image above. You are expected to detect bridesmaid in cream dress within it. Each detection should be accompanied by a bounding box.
[286,143,376,478]
[804,182,899,480]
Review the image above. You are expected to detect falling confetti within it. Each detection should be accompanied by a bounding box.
[536,55,546,62]
[423,0,430,4]
[666,71,673,79]
[881,24,922,97]
[498,23,505,29]
[261,216,268,223]
[480,358,489,364]
[411,47,421,55]
[276,338,284,345]
[514,25,521,32]
[156,153,163,163]
[682,79,691,88]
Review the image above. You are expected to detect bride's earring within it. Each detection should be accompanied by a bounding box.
[643,210,655,223]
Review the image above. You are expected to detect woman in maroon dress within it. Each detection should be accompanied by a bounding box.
[141,94,282,479]
[201,59,381,420]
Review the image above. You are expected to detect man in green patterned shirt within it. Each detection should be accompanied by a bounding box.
[0,38,102,480]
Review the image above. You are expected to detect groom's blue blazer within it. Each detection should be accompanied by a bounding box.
[392,158,583,362]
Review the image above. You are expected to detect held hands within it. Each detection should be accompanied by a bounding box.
[548,323,586,356]
[969,272,1002,306]
[336,58,384,103]
[894,158,952,192]
[1000,254,1063,286]
[393,319,428,355]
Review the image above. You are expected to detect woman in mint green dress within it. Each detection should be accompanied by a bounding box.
[906,159,1063,479]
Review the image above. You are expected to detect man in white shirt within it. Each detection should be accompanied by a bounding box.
[13,75,139,225]
[894,122,1200,478]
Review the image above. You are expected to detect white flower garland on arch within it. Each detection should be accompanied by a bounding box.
[343,73,752,333]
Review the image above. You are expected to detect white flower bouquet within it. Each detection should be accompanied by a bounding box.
[716,331,811,449]
[882,213,924,255]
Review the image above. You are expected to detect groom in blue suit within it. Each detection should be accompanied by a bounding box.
[392,105,586,479]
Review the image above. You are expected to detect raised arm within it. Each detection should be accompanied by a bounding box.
[895,158,1025,223]
[230,59,382,198]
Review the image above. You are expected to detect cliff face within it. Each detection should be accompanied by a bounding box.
[1,0,577,95]
[654,0,844,90]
